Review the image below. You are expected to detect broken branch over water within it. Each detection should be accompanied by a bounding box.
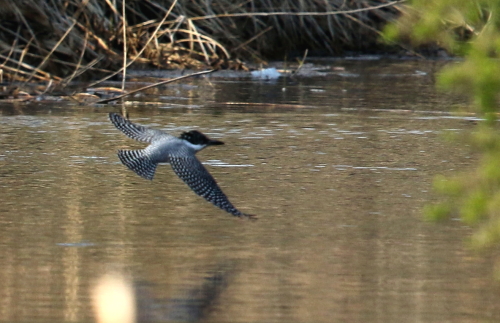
[94,69,216,104]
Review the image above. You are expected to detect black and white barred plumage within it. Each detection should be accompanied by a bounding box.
[109,113,254,218]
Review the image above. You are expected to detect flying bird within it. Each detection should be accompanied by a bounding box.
[109,113,254,218]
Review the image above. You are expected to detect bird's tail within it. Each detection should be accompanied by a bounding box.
[117,149,157,180]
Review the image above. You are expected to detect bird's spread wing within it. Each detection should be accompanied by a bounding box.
[169,156,248,217]
[109,113,168,143]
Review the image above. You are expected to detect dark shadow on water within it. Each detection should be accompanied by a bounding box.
[135,265,233,323]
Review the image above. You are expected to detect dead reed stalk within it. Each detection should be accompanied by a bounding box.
[0,0,403,88]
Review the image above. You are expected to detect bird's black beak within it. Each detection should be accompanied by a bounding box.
[208,139,224,146]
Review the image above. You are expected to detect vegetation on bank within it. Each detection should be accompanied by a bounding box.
[0,0,403,85]
[385,0,500,268]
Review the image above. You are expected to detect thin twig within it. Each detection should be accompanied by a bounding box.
[190,1,405,20]
[23,0,91,84]
[94,69,215,104]
[103,0,120,22]
[11,2,45,54]
[72,19,116,57]
[62,31,90,86]
[0,60,53,81]
[15,38,34,81]
[292,49,308,76]
[0,24,30,47]
[122,0,127,91]
[63,57,104,86]
[231,26,273,53]
[12,50,111,74]
[169,29,229,58]
[38,79,54,96]
[2,25,20,68]
[188,19,212,61]
[88,0,178,88]
[0,52,55,79]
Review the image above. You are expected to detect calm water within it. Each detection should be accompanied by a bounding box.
[0,59,499,323]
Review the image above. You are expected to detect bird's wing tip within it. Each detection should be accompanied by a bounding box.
[109,112,124,121]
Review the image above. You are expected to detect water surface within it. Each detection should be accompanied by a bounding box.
[0,59,498,323]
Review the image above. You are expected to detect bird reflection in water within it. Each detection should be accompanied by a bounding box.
[92,266,233,323]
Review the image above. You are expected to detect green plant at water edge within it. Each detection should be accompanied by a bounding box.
[384,0,500,251]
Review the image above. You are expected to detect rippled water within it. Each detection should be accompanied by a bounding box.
[0,59,498,323]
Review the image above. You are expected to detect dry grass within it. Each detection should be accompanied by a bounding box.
[0,0,403,87]
[184,0,404,58]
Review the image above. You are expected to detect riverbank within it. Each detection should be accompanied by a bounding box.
[0,0,404,85]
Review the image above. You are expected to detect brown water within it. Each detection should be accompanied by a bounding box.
[0,59,499,323]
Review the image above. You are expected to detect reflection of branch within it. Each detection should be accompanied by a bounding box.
[190,0,405,21]
[94,69,216,104]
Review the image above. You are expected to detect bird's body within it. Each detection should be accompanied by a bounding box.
[109,113,254,218]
